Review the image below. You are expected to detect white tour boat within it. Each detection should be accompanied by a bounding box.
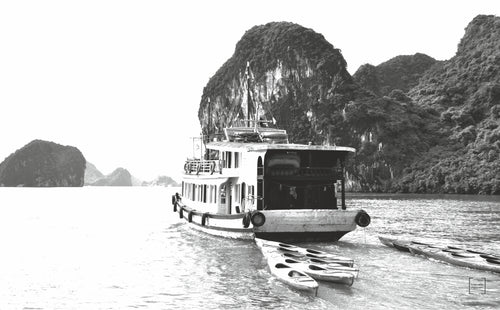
[171,118,371,242]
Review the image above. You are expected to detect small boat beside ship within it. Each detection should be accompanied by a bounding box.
[379,236,500,273]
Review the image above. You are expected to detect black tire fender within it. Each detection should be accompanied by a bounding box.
[250,211,266,227]
[355,210,371,227]
[242,212,251,228]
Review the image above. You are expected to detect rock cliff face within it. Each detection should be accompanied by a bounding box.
[0,140,86,187]
[199,21,363,145]
[199,16,500,194]
[90,168,132,186]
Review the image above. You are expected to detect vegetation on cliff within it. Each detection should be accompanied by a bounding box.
[0,140,86,187]
[199,16,500,194]
[353,53,438,96]
[401,15,500,194]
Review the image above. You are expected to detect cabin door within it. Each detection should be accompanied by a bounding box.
[241,182,246,212]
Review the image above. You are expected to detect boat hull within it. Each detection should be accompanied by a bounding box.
[255,209,358,242]
[174,199,360,241]
[255,231,350,242]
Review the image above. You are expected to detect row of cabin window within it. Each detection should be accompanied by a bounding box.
[182,181,256,205]
[182,182,218,204]
[234,184,256,204]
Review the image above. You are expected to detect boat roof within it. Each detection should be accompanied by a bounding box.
[206,141,356,153]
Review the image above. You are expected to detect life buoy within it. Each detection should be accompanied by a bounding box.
[188,211,194,223]
[179,207,184,219]
[210,161,216,175]
[201,213,209,226]
[355,210,371,227]
[184,162,189,174]
[250,211,266,227]
[242,212,251,228]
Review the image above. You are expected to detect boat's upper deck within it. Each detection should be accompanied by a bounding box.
[206,141,356,153]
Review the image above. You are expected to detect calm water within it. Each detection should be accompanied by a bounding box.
[0,187,499,309]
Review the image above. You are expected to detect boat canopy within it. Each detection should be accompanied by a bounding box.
[206,141,356,153]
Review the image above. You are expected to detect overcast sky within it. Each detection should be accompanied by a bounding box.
[0,0,498,181]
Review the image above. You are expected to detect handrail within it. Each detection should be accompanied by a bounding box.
[184,159,222,175]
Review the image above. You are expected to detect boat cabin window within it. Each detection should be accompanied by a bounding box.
[248,185,255,201]
[220,184,226,204]
[234,152,240,168]
[235,184,241,204]
[222,151,241,168]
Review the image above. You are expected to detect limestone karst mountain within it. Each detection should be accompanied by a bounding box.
[199,16,500,194]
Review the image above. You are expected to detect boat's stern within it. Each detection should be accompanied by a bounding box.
[252,209,370,242]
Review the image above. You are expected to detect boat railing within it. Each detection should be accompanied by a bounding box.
[224,125,289,144]
[184,159,222,175]
[267,166,343,178]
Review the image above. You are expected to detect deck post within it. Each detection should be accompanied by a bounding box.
[341,161,346,210]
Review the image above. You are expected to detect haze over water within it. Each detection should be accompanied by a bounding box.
[0,187,499,309]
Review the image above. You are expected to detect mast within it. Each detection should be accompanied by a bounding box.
[246,62,251,127]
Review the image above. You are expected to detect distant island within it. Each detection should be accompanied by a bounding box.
[0,140,179,187]
[199,15,500,194]
[85,163,179,187]
[0,140,85,187]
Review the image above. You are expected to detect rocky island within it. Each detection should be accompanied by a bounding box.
[0,140,86,187]
[198,15,500,194]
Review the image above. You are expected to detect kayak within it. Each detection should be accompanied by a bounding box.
[267,261,319,293]
[258,241,358,286]
[263,249,359,274]
[280,258,357,285]
[379,236,500,273]
[255,238,354,265]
